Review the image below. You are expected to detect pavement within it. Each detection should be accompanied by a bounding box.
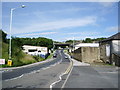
[1,55,54,71]
[65,53,90,66]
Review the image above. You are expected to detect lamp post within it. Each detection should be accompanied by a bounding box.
[73,36,75,52]
[9,5,26,60]
[72,36,75,59]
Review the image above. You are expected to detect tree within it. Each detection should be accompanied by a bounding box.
[82,38,92,43]
[13,37,53,49]
[65,40,73,44]
[0,30,7,43]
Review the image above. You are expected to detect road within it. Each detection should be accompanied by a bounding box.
[2,50,70,88]
[2,50,119,90]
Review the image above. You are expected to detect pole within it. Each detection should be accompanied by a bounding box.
[9,9,14,59]
[73,36,75,51]
[8,5,26,60]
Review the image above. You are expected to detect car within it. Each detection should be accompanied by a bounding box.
[64,56,68,59]
[53,53,57,58]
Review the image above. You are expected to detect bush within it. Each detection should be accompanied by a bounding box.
[33,55,45,62]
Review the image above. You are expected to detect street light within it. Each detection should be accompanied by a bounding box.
[9,5,26,60]
[73,36,75,52]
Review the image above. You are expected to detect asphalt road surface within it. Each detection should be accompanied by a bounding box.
[2,50,70,88]
[54,65,119,90]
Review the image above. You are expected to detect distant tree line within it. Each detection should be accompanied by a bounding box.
[65,37,106,44]
[0,30,53,49]
[82,38,106,43]
[12,37,53,49]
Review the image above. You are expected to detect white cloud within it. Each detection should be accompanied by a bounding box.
[67,31,99,35]
[98,2,114,7]
[34,8,82,14]
[65,36,92,40]
[3,0,119,2]
[12,16,97,34]
[14,32,57,36]
[65,35,108,40]
[106,26,118,32]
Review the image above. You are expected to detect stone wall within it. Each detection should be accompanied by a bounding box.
[73,47,100,63]
[112,53,120,66]
[99,43,108,63]
[73,48,82,62]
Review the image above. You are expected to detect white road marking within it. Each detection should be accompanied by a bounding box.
[50,72,64,90]
[61,65,73,89]
[50,50,72,90]
[50,61,73,89]
[4,74,24,81]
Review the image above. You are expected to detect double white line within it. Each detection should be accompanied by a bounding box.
[50,52,73,90]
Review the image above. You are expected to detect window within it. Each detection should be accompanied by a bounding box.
[28,49,37,52]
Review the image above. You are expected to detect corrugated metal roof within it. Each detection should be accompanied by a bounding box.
[99,32,120,43]
[75,43,99,47]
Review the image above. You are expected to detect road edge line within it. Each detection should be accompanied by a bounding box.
[50,53,73,89]
[61,63,73,89]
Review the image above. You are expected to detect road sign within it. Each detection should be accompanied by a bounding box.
[0,59,5,64]
[7,60,12,66]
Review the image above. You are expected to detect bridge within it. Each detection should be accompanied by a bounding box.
[53,43,72,49]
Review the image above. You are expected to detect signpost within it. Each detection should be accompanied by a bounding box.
[0,59,5,65]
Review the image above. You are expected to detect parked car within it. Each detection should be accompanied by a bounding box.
[64,56,68,59]
[53,53,57,58]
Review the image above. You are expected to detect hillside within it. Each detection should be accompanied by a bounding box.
[2,42,37,67]
[0,30,53,67]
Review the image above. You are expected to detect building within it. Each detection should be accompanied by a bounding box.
[99,32,120,66]
[22,45,49,58]
[74,43,99,50]
[71,43,100,63]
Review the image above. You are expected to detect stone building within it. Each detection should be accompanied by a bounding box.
[99,32,120,66]
[72,43,100,63]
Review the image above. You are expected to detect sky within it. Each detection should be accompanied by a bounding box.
[2,1,118,42]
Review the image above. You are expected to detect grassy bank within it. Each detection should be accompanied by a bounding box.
[1,42,53,68]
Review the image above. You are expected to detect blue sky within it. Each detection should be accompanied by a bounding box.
[2,2,118,41]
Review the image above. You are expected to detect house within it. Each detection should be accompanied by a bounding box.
[22,45,49,58]
[71,43,100,63]
[74,43,99,50]
[99,32,120,66]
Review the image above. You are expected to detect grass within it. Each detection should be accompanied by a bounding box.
[2,42,9,60]
[46,53,53,59]
[33,53,53,62]
[64,49,68,53]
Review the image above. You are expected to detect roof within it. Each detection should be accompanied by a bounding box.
[99,32,120,43]
[22,45,47,48]
[75,43,99,47]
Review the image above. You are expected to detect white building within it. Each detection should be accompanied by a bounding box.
[22,45,48,58]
